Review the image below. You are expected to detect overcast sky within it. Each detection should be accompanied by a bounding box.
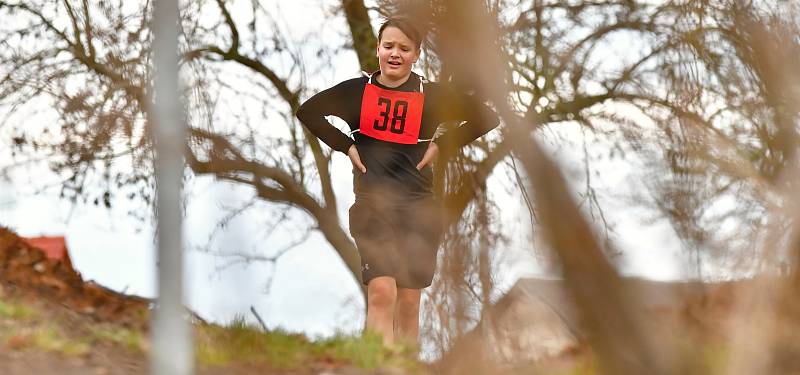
[0,0,691,339]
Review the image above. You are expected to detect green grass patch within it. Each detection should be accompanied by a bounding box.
[1,325,91,356]
[0,298,95,357]
[318,330,420,370]
[196,317,312,368]
[195,316,423,372]
[0,298,37,320]
[32,326,91,356]
[89,324,146,353]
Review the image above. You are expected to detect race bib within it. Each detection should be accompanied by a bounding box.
[359,83,425,144]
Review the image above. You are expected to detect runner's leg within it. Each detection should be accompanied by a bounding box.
[366,276,397,345]
[394,287,422,347]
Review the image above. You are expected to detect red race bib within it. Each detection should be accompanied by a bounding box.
[359,83,425,144]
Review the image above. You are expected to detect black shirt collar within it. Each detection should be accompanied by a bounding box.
[370,71,420,92]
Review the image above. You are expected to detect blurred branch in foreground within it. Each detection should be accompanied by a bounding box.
[417,0,800,373]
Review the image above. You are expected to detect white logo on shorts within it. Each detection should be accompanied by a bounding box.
[362,263,370,271]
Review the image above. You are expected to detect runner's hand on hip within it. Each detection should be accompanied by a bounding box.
[348,145,367,173]
[416,142,439,170]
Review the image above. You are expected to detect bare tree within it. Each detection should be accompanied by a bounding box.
[0,0,367,287]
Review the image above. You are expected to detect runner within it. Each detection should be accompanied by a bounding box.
[296,17,499,347]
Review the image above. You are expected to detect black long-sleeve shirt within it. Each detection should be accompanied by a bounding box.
[296,71,499,201]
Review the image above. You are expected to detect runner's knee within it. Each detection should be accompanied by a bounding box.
[368,277,397,309]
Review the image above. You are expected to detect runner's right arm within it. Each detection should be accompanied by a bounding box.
[295,80,359,154]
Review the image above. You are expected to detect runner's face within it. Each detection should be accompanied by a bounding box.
[377,26,420,82]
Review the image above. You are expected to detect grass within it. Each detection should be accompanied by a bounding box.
[0,298,38,320]
[195,315,425,372]
[88,324,147,353]
[0,325,91,356]
[0,296,426,373]
[317,329,422,370]
[0,296,126,357]
[31,326,92,356]
[0,296,89,356]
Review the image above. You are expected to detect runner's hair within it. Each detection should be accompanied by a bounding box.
[378,17,424,49]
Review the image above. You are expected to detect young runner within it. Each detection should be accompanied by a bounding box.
[296,18,499,347]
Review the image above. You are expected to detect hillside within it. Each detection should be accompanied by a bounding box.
[0,227,426,374]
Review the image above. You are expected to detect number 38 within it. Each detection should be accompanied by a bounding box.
[373,98,408,134]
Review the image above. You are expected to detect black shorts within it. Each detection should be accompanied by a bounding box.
[348,196,444,289]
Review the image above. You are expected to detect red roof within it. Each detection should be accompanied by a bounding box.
[23,236,68,261]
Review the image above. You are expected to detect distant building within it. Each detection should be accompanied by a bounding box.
[468,277,739,366]
[477,278,580,363]
[21,236,77,273]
